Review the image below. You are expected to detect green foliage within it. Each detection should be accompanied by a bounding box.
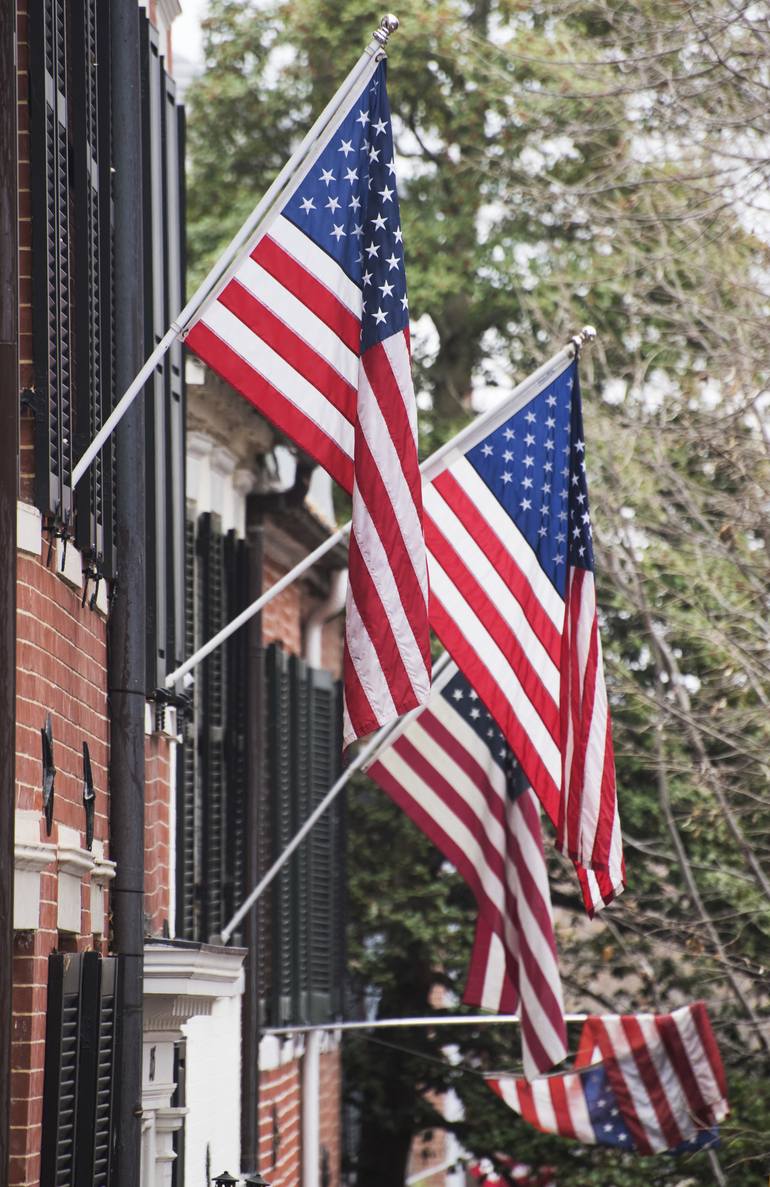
[185,2,770,1183]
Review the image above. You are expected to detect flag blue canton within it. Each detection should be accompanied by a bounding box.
[582,1064,719,1154]
[466,361,595,597]
[282,60,408,352]
[441,668,529,802]
[581,1065,634,1148]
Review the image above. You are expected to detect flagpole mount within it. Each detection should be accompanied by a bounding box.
[569,325,597,356]
[373,14,399,47]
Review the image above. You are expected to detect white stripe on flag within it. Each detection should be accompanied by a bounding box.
[269,215,363,316]
[427,556,563,787]
[235,256,360,386]
[357,358,429,608]
[375,743,508,920]
[350,491,430,699]
[445,459,566,632]
[425,483,561,699]
[345,591,398,725]
[199,301,356,459]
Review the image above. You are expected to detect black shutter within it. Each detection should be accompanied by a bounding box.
[70,0,113,571]
[91,957,119,1186]
[176,513,199,940]
[307,666,342,1022]
[163,67,186,675]
[29,0,74,524]
[41,952,121,1187]
[290,655,311,1022]
[224,531,248,929]
[266,643,293,1024]
[141,15,185,689]
[199,512,226,939]
[263,646,345,1026]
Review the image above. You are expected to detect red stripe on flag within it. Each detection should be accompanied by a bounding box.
[514,1080,544,1131]
[352,421,431,676]
[426,515,561,744]
[391,731,508,900]
[549,1076,578,1139]
[417,713,506,832]
[368,755,507,941]
[690,1001,728,1105]
[428,594,561,827]
[185,321,354,492]
[219,278,357,420]
[345,532,422,736]
[433,470,563,665]
[654,1014,712,1126]
[363,343,426,524]
[620,1017,683,1148]
[583,1022,652,1153]
[252,233,361,353]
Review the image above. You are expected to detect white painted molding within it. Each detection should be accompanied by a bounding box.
[17,501,42,556]
[144,942,247,1040]
[13,811,55,931]
[57,825,95,933]
[55,537,85,592]
[144,942,246,1002]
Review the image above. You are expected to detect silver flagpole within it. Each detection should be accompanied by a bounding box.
[164,326,596,690]
[218,651,454,944]
[71,14,400,491]
[260,1013,589,1035]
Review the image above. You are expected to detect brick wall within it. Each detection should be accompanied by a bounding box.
[12,543,112,1187]
[258,1057,302,1187]
[262,557,303,655]
[144,731,173,936]
[318,1048,342,1187]
[257,1044,342,1187]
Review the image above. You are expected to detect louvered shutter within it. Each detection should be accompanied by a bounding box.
[141,15,185,689]
[71,0,114,572]
[307,666,342,1022]
[266,643,293,1024]
[91,957,119,1186]
[41,952,120,1187]
[224,531,248,928]
[176,513,200,940]
[163,69,186,676]
[199,512,226,940]
[29,0,74,523]
[290,655,311,1021]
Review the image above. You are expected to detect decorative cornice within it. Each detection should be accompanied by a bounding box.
[57,844,96,879]
[144,941,247,1007]
[92,857,117,886]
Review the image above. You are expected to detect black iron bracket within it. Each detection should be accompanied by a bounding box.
[82,741,95,850]
[40,713,56,835]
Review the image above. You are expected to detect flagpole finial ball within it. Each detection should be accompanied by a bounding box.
[569,324,597,356]
[374,14,400,45]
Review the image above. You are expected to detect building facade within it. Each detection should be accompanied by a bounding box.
[2,2,348,1185]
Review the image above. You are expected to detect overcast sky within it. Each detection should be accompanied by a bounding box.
[175,0,207,68]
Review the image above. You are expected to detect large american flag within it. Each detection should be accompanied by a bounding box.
[366,660,568,1080]
[488,1002,729,1155]
[184,60,431,744]
[422,360,624,913]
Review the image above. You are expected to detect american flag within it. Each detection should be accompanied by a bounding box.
[185,60,431,744]
[422,360,624,913]
[366,660,568,1079]
[488,1002,729,1155]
